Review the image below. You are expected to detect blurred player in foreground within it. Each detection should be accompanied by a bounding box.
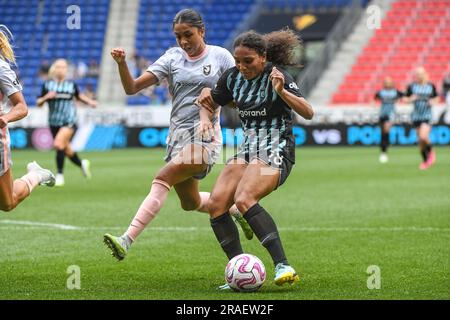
[0,25,55,212]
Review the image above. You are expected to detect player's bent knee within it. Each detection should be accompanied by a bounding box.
[180,199,199,211]
[207,197,225,216]
[234,193,256,214]
[53,141,65,151]
[0,202,16,212]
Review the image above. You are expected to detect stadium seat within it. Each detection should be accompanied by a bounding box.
[331,0,450,104]
[0,0,110,106]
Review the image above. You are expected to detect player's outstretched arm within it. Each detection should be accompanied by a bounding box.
[111,47,158,95]
[77,93,97,108]
[0,91,28,128]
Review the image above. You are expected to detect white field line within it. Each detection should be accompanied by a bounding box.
[0,220,449,232]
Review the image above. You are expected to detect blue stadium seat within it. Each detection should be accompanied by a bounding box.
[0,0,109,106]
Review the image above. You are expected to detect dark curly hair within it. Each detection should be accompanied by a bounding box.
[233,28,301,66]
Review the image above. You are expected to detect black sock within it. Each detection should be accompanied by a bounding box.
[69,153,82,167]
[421,150,427,162]
[425,144,432,160]
[244,203,288,266]
[381,133,389,153]
[56,150,65,174]
[210,213,243,260]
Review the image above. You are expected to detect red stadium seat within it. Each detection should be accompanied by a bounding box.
[332,0,450,104]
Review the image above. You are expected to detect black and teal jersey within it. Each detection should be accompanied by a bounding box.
[405,82,438,122]
[39,79,80,127]
[375,88,404,120]
[211,63,302,164]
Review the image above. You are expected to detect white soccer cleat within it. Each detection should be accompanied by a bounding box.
[26,161,55,187]
[55,173,65,187]
[274,263,299,286]
[379,153,388,163]
[103,234,130,261]
[81,159,92,179]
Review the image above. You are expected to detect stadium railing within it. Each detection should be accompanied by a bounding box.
[296,0,366,98]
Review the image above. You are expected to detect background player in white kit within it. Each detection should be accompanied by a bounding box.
[0,25,55,212]
[103,9,253,260]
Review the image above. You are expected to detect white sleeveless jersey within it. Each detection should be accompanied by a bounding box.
[0,58,22,115]
[0,58,22,175]
[147,45,235,144]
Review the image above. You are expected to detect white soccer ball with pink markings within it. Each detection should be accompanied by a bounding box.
[225,253,266,292]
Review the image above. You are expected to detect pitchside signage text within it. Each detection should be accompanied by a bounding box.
[9,124,450,150]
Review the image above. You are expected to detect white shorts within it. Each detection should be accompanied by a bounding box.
[164,123,222,180]
[0,127,12,176]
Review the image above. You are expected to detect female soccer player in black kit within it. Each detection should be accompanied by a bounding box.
[374,77,404,163]
[37,59,97,186]
[404,67,439,170]
[196,29,314,288]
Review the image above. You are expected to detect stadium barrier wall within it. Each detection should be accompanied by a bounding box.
[8,105,450,150]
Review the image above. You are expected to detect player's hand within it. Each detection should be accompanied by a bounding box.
[269,67,285,94]
[90,101,97,108]
[198,119,215,143]
[410,94,419,102]
[45,91,57,100]
[111,47,126,64]
[196,88,216,111]
[0,116,8,129]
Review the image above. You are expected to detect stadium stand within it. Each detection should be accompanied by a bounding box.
[332,0,450,104]
[127,0,255,105]
[0,0,109,105]
[262,0,369,10]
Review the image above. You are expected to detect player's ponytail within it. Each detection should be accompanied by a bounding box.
[0,25,16,64]
[264,28,301,66]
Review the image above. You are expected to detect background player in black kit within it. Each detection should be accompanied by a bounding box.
[374,77,404,163]
[404,67,439,170]
[196,29,314,289]
[37,59,97,186]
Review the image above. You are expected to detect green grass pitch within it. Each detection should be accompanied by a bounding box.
[0,147,449,300]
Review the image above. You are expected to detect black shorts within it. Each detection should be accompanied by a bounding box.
[379,116,392,124]
[412,120,431,128]
[230,149,295,189]
[50,124,78,138]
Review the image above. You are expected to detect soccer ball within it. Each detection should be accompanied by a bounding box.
[225,253,266,292]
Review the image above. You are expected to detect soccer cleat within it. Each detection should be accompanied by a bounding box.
[426,150,436,167]
[230,209,254,240]
[419,162,427,170]
[218,283,231,290]
[274,263,300,286]
[26,161,55,187]
[379,153,388,163]
[103,234,128,261]
[55,173,65,187]
[81,159,92,179]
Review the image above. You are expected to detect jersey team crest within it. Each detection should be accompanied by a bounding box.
[203,65,211,76]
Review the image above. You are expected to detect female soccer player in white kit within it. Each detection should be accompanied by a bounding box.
[103,9,253,260]
[0,25,55,212]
